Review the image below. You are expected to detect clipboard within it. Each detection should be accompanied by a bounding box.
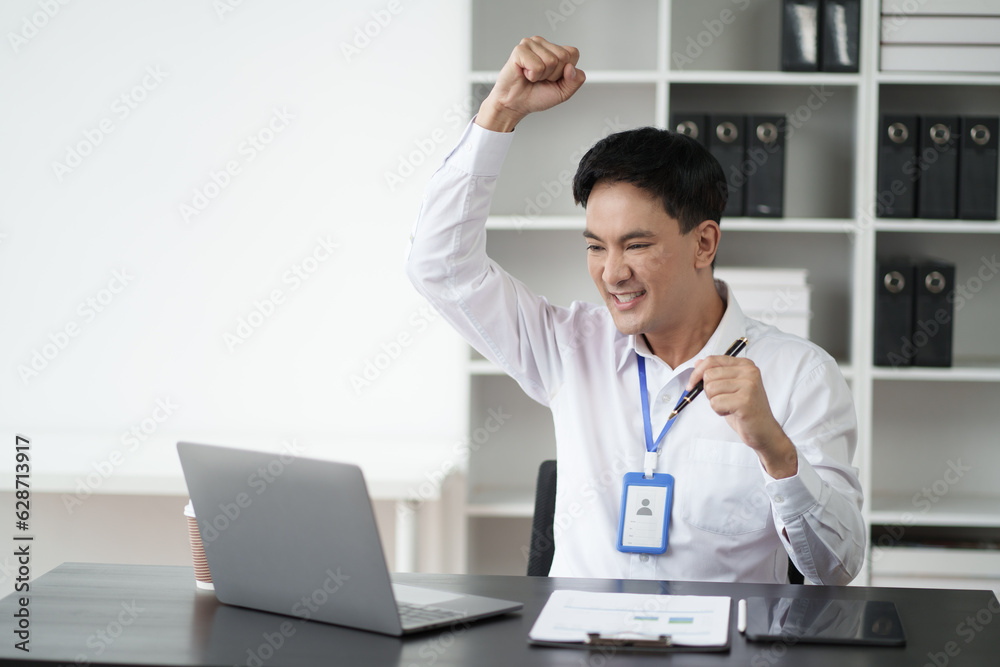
[527,590,731,653]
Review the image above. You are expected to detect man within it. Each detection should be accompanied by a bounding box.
[406,37,864,584]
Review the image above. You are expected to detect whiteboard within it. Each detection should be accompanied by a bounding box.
[0,0,472,492]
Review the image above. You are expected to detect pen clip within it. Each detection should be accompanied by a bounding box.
[585,632,673,648]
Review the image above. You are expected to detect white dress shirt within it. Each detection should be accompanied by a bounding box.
[406,120,866,585]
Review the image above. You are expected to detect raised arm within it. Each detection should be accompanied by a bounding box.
[405,38,589,405]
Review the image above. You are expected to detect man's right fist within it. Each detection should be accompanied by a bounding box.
[476,36,586,133]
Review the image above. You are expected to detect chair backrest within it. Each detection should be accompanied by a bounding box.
[525,457,805,583]
[787,557,805,584]
[527,459,557,576]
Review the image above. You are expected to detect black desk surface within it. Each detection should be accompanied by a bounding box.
[1,563,998,666]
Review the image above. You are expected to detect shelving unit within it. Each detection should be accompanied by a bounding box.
[460,0,1000,586]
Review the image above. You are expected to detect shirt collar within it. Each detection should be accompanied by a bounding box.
[615,279,748,373]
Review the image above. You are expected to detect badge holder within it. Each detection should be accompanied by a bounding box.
[617,471,674,554]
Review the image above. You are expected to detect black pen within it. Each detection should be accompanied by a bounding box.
[667,337,749,420]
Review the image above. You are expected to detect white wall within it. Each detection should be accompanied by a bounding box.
[0,0,472,578]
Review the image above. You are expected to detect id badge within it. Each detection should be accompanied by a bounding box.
[616,472,674,554]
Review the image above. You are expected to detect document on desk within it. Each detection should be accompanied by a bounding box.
[529,590,731,650]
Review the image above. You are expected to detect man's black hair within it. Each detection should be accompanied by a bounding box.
[572,127,728,234]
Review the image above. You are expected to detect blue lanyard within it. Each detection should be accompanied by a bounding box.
[637,355,686,453]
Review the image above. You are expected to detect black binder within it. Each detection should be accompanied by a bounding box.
[820,0,860,72]
[874,258,914,367]
[781,0,820,71]
[876,115,918,218]
[669,113,709,147]
[745,115,786,217]
[958,116,999,220]
[707,115,746,218]
[917,116,959,219]
[912,259,955,367]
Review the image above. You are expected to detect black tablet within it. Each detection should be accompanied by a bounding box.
[744,597,906,647]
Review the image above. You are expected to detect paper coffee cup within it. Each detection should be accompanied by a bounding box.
[184,500,214,590]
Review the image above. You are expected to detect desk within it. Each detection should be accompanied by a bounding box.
[2,563,998,666]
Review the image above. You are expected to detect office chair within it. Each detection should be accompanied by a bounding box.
[526,458,805,584]
[787,555,805,584]
[527,459,557,576]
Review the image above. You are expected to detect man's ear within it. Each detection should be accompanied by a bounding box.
[693,220,720,269]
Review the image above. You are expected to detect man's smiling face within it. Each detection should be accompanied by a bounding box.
[584,180,702,343]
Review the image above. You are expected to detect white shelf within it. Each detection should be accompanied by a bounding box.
[473,70,864,87]
[466,488,535,517]
[874,220,1000,234]
[464,0,1000,582]
[669,70,861,86]
[470,70,662,84]
[469,359,505,376]
[486,216,859,233]
[872,362,1000,383]
[724,219,859,233]
[877,72,1000,87]
[486,216,583,231]
[870,546,1000,578]
[870,495,1000,528]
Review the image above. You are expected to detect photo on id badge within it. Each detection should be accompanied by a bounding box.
[617,471,674,554]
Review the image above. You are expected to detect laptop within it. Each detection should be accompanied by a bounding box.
[177,441,522,636]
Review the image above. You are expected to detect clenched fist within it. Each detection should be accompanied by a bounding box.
[476,36,586,133]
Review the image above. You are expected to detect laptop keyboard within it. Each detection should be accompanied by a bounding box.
[398,602,466,627]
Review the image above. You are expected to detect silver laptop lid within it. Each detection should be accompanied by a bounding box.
[177,441,403,635]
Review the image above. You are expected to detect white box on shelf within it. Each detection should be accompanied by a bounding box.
[715,268,812,340]
[881,17,1000,45]
[882,0,1000,15]
[881,45,1000,73]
